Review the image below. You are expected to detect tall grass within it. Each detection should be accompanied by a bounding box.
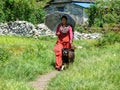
[0,36,56,90]
[0,79,34,90]
[48,39,120,90]
[0,34,120,90]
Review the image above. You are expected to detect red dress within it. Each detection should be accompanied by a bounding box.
[54,24,73,69]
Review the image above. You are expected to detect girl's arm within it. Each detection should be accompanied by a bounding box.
[56,25,60,36]
[69,26,73,44]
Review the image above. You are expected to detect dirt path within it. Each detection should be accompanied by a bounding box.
[29,70,59,90]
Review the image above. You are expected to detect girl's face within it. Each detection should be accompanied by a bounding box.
[61,18,67,25]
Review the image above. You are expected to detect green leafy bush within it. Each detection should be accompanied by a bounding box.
[87,0,120,27]
[75,25,85,33]
[103,13,118,24]
[102,23,117,33]
[96,32,120,46]
[0,0,47,24]
[87,5,97,27]
[0,0,5,22]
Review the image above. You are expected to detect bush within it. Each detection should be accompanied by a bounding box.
[102,23,116,33]
[87,0,120,27]
[0,0,46,24]
[75,25,85,33]
[94,18,103,27]
[96,32,120,46]
[0,0,5,22]
[90,26,102,33]
[87,5,97,27]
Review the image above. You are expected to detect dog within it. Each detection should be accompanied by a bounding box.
[62,45,75,69]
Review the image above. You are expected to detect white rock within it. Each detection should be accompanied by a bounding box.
[0,21,102,40]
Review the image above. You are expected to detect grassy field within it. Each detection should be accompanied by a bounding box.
[47,40,120,90]
[0,35,120,90]
[0,36,56,90]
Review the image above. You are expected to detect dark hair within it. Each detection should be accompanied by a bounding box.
[61,15,67,21]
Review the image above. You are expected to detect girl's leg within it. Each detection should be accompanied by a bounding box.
[54,43,63,70]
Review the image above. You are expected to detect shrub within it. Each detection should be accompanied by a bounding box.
[75,25,85,33]
[87,5,97,27]
[0,0,46,24]
[103,13,119,24]
[102,23,116,33]
[94,18,103,27]
[87,0,120,27]
[96,32,120,46]
[90,26,102,33]
[0,0,5,22]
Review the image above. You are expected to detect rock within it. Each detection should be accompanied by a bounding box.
[0,21,55,38]
[74,31,101,40]
[36,23,54,36]
[0,21,102,40]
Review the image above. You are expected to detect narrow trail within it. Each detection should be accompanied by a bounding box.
[29,70,59,90]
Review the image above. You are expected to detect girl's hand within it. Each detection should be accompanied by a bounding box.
[56,32,60,35]
[70,40,72,44]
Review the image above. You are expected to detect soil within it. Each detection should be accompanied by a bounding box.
[29,70,59,90]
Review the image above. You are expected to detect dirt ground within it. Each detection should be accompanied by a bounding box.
[29,70,59,90]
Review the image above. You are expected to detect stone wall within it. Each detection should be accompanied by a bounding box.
[0,21,54,38]
[0,21,101,40]
[74,31,102,40]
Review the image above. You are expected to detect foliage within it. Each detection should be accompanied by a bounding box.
[87,5,97,27]
[96,32,120,47]
[0,0,49,24]
[87,0,120,27]
[75,25,85,33]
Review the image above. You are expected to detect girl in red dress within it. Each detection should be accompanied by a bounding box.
[54,16,73,71]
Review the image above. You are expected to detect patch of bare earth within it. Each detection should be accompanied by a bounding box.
[29,70,59,90]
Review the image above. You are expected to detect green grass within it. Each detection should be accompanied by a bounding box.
[0,35,120,90]
[47,40,120,90]
[0,79,33,90]
[0,36,56,90]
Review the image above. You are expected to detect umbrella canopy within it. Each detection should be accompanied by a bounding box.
[45,12,76,31]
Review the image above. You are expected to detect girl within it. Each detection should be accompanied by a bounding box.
[54,16,73,71]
